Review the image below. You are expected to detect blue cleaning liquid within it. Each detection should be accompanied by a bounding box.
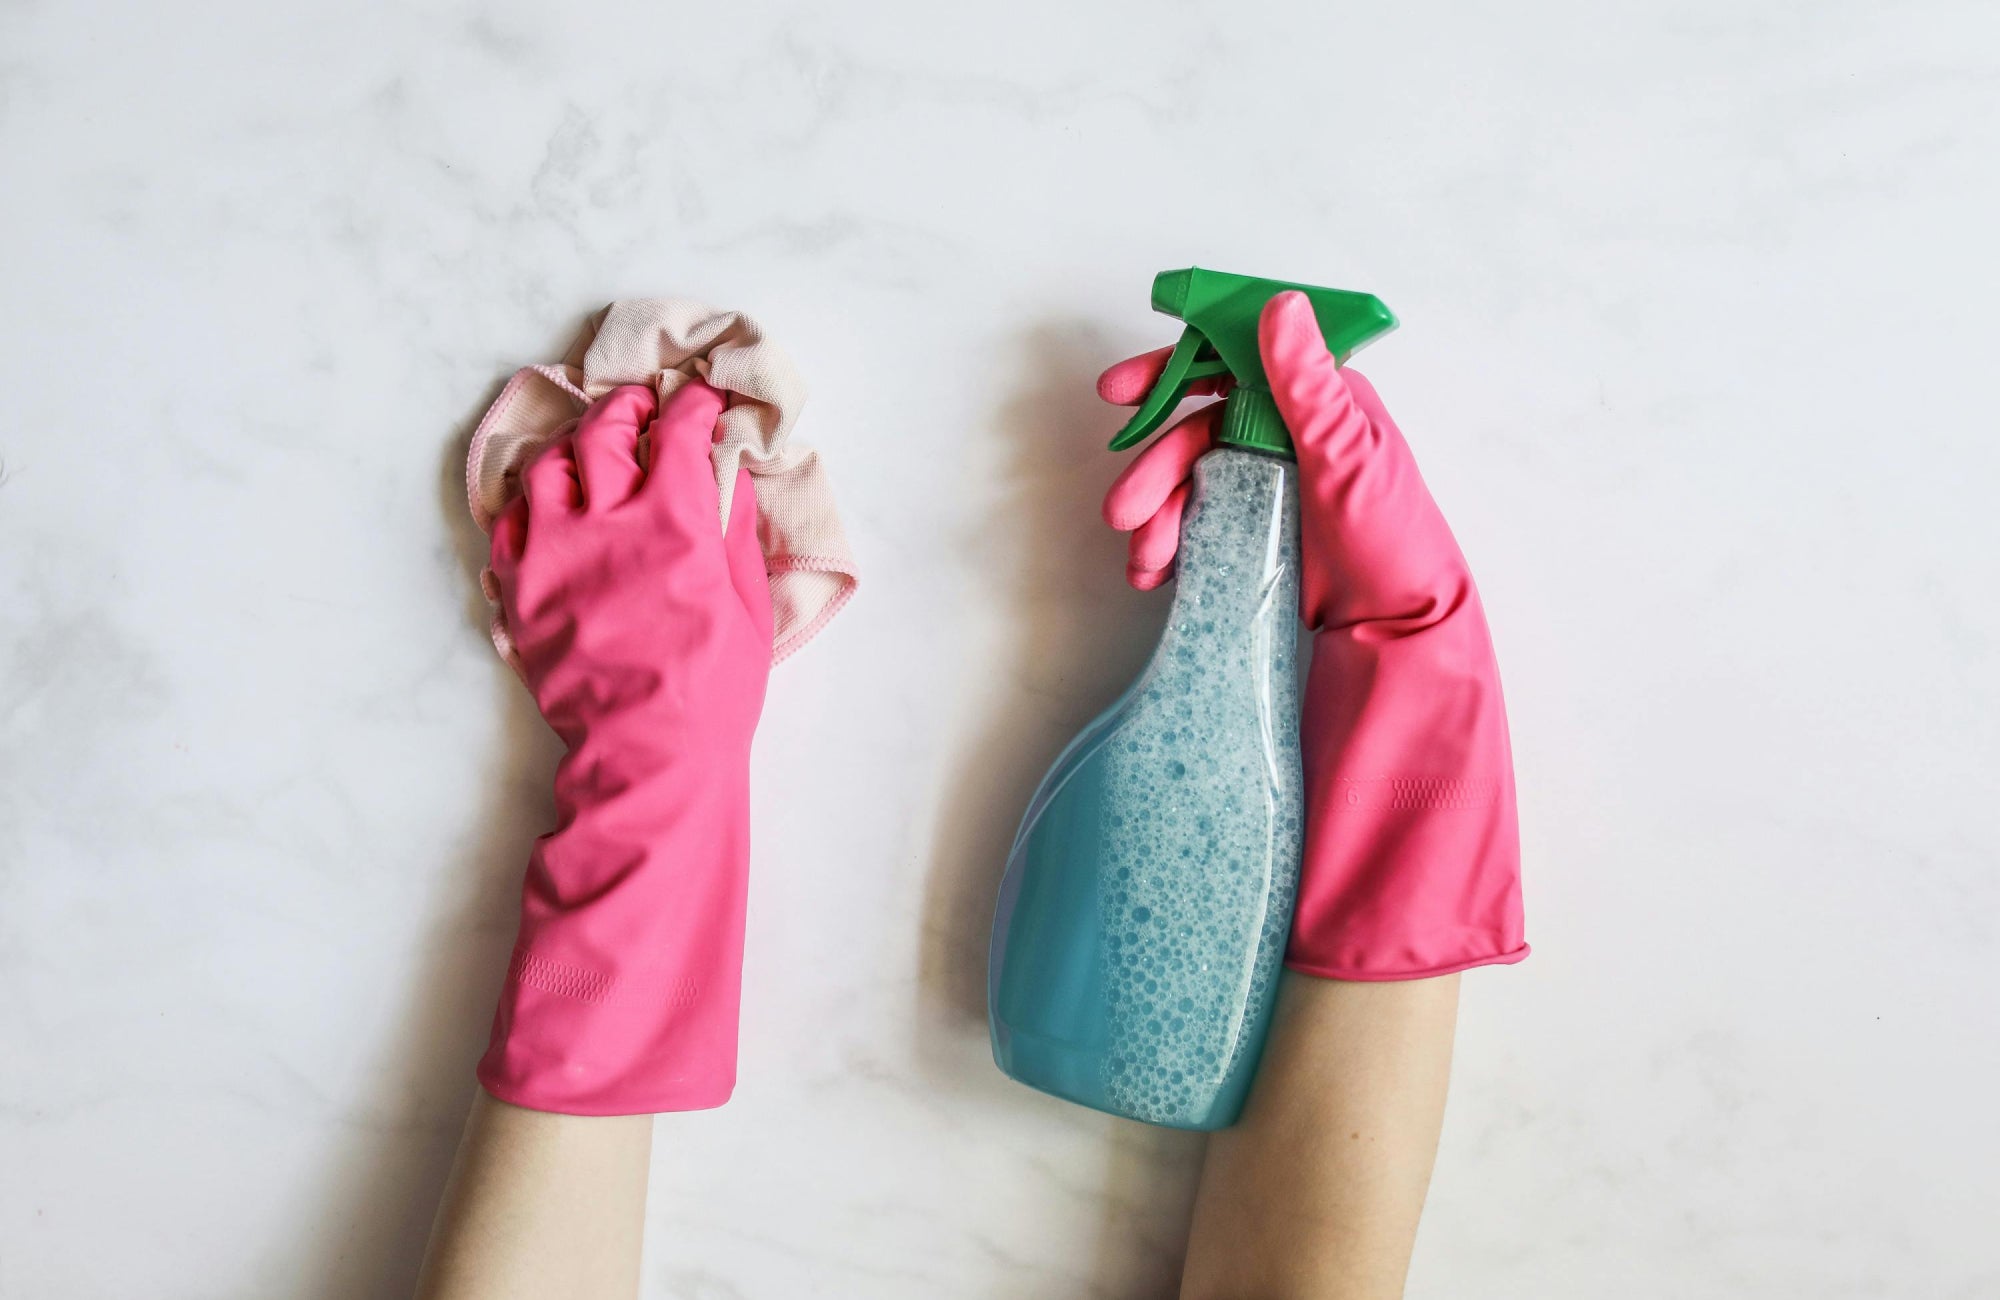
[989,447,1304,1129]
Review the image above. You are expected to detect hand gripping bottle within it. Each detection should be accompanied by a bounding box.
[988,268,1396,1129]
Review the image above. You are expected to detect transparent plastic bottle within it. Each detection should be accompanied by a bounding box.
[987,446,1304,1130]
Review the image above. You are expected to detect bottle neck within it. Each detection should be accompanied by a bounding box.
[1215,386,1294,459]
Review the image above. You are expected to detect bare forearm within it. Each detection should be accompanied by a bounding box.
[1179,972,1459,1300]
[414,1090,653,1300]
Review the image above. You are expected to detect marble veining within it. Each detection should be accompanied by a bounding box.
[3,1,1997,1296]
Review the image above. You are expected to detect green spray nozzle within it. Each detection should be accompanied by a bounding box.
[1108,268,1397,458]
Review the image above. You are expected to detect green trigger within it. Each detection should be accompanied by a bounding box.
[1108,326,1231,452]
[1102,267,1397,461]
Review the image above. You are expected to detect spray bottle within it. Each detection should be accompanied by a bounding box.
[987,268,1396,1129]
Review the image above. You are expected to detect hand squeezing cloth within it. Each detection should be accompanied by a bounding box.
[466,298,858,665]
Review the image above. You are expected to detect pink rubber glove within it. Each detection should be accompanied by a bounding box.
[1101,292,1526,980]
[477,380,773,1114]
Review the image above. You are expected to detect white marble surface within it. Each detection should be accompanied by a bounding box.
[4,1,1997,1295]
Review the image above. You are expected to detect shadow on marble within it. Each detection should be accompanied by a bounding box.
[916,321,1205,1297]
[294,377,561,1299]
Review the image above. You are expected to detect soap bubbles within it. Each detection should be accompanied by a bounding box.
[1095,451,1304,1128]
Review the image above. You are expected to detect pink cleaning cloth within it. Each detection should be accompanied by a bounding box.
[466,298,858,665]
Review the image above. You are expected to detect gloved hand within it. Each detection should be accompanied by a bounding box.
[478,380,773,1114]
[1100,292,1526,980]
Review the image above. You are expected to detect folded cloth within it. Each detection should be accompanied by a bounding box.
[466,298,858,665]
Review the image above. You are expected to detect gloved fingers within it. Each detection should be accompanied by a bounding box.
[1262,291,1472,628]
[490,494,529,579]
[521,438,583,516]
[573,385,653,509]
[722,469,774,644]
[1258,291,1375,466]
[1126,481,1190,587]
[1097,346,1232,407]
[1102,404,1216,531]
[641,379,729,532]
[1338,367,1402,443]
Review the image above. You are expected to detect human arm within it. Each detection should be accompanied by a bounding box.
[414,1095,651,1300]
[415,380,772,1297]
[1178,973,1458,1299]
